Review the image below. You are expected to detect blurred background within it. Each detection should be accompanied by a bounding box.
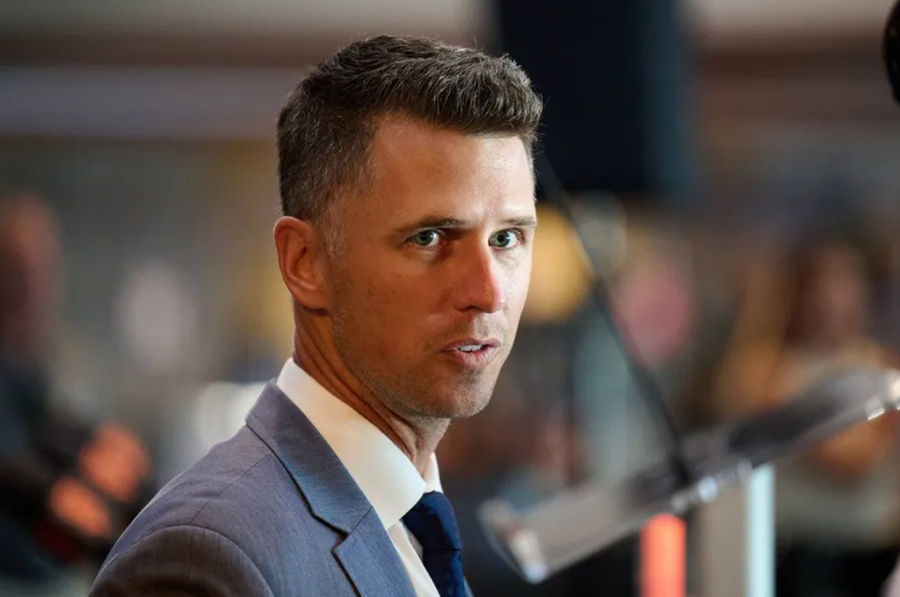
[1,1,900,595]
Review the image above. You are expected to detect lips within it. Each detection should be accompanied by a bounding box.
[440,338,502,369]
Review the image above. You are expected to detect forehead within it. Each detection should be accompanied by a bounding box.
[349,115,535,222]
[371,115,529,171]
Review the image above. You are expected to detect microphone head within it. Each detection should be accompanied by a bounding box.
[886,0,900,103]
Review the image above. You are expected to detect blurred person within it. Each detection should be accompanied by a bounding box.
[0,195,152,585]
[712,236,900,597]
[90,35,542,597]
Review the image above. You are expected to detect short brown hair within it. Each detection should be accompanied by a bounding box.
[276,35,542,221]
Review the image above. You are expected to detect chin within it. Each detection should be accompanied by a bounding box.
[424,383,495,420]
[373,364,503,421]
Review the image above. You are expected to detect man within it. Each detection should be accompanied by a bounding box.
[90,35,542,596]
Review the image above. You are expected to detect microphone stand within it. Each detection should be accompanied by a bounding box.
[533,151,691,489]
[480,153,900,588]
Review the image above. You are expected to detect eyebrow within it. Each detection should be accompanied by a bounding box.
[393,215,538,236]
[504,216,539,228]
[397,216,537,230]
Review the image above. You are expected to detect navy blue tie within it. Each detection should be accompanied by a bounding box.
[402,491,467,597]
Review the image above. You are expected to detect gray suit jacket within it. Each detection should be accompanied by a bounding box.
[90,383,418,596]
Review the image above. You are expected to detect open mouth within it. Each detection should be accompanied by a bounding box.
[457,344,487,352]
[441,339,501,368]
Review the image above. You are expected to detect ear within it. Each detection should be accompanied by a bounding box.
[273,216,330,310]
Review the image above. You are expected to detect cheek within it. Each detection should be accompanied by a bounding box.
[505,255,533,311]
[332,258,433,345]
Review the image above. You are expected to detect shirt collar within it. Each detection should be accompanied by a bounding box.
[276,359,441,529]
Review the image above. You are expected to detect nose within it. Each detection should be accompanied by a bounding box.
[451,243,506,313]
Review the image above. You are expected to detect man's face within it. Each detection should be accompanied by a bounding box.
[323,116,536,423]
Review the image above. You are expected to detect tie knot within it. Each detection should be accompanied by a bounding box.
[402,491,462,552]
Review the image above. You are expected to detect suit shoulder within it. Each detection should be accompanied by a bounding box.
[111,425,315,553]
[97,425,351,596]
[104,424,340,566]
[91,524,274,596]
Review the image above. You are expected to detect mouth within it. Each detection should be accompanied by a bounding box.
[440,338,502,369]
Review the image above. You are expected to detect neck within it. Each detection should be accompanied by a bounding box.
[292,314,446,475]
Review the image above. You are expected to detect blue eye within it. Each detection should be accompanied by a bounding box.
[489,229,520,249]
[410,230,440,247]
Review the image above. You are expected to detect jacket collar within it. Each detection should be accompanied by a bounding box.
[245,382,416,597]
[274,358,439,531]
[245,382,371,533]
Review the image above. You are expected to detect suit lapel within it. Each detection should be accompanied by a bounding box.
[334,509,416,597]
[245,383,416,597]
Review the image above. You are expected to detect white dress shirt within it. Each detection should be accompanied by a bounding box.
[276,359,441,597]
